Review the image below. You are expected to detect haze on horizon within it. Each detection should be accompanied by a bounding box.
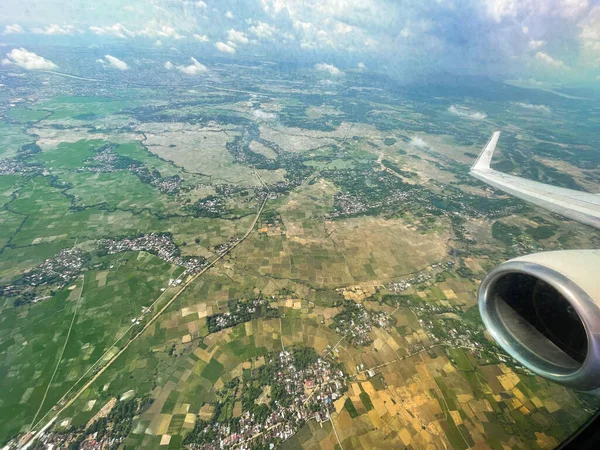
[1,0,599,86]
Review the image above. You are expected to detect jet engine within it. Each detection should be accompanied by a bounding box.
[477,250,600,392]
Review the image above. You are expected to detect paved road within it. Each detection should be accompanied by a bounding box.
[21,174,269,448]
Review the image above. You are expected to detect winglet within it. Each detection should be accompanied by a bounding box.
[471,131,500,172]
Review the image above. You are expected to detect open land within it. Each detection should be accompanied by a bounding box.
[0,55,599,450]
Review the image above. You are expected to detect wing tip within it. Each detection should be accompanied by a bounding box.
[471,131,500,172]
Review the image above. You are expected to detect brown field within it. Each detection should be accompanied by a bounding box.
[233,182,449,288]
[142,124,285,185]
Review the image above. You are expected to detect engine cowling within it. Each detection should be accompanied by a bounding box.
[477,249,600,392]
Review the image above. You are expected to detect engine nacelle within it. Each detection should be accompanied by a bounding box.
[478,250,600,392]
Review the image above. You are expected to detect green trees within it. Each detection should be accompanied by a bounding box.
[56,397,145,448]
[292,347,318,371]
[182,420,217,446]
[270,383,291,408]
[206,298,279,333]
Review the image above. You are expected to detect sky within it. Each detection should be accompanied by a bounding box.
[1,0,599,84]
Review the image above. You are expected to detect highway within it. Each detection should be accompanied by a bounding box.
[21,172,269,448]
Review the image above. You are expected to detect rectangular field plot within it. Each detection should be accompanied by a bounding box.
[0,252,180,440]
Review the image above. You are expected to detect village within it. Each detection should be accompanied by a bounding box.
[330,188,411,219]
[0,247,90,307]
[330,300,393,347]
[0,232,209,309]
[0,158,40,176]
[99,233,207,274]
[206,296,279,333]
[80,145,182,194]
[385,260,455,293]
[184,347,347,449]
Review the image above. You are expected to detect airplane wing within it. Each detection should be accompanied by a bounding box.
[470,131,600,230]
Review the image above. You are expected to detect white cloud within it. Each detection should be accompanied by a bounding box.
[215,42,236,54]
[164,61,174,70]
[249,22,277,39]
[103,54,129,70]
[154,40,163,47]
[176,57,207,75]
[562,0,590,18]
[579,7,600,60]
[357,62,366,69]
[3,0,591,82]
[281,32,295,42]
[228,29,249,45]
[89,23,130,38]
[3,24,24,34]
[261,0,397,52]
[315,62,343,76]
[293,20,312,33]
[485,0,524,22]
[528,39,545,50]
[410,136,429,148]
[260,0,288,16]
[535,51,569,69]
[193,34,209,42]
[1,48,57,70]
[89,20,184,40]
[448,105,487,120]
[32,24,78,35]
[484,0,590,22]
[253,110,276,120]
[515,102,551,113]
[335,22,354,34]
[137,20,184,39]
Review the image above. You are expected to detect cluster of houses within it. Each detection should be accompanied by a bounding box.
[0,158,39,176]
[404,296,492,363]
[80,146,181,194]
[330,189,411,218]
[23,247,88,288]
[207,296,275,332]
[190,195,224,216]
[192,351,347,449]
[331,303,392,347]
[99,233,207,274]
[1,247,89,306]
[2,232,209,304]
[214,236,241,255]
[32,430,128,450]
[129,166,182,195]
[386,260,454,293]
[84,147,122,172]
